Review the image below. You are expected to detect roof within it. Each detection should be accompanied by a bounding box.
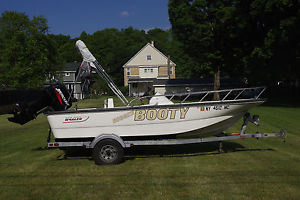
[128,78,156,83]
[153,78,245,87]
[153,78,213,87]
[63,62,81,72]
[123,43,176,67]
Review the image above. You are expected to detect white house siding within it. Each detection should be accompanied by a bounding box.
[54,62,84,100]
[154,86,185,95]
[125,44,175,67]
[154,87,166,94]
[123,43,176,96]
[139,66,158,78]
[62,71,76,82]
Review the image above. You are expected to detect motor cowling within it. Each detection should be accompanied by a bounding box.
[0,82,72,125]
[45,82,72,111]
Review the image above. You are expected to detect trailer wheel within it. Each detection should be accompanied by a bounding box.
[93,139,124,165]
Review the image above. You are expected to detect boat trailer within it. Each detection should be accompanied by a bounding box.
[47,113,286,165]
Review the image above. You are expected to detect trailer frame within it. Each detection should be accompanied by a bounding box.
[48,131,286,149]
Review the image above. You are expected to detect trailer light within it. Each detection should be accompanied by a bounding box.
[49,143,53,147]
[54,143,59,146]
[264,134,268,137]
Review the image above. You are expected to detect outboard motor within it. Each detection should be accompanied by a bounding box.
[45,82,72,111]
[0,82,72,125]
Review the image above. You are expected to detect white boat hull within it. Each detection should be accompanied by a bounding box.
[47,100,263,139]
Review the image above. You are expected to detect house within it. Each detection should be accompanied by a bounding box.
[55,62,84,100]
[123,41,176,96]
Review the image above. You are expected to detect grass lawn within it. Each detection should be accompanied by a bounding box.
[0,97,299,200]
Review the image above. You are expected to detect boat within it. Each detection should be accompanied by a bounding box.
[46,40,266,141]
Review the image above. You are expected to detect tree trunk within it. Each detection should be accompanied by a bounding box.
[213,66,220,100]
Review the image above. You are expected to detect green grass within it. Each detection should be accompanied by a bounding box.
[0,98,300,200]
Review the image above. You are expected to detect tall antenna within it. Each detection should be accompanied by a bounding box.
[75,40,129,105]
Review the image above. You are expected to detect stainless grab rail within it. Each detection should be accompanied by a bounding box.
[128,87,266,106]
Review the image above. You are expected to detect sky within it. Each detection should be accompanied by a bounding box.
[0,0,171,38]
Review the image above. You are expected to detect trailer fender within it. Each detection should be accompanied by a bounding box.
[90,134,127,148]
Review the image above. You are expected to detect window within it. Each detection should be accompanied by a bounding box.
[144,68,154,73]
[126,68,130,76]
[147,55,151,60]
[65,72,70,76]
[170,67,173,75]
[132,83,138,88]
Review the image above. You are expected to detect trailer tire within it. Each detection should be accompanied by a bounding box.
[93,139,124,165]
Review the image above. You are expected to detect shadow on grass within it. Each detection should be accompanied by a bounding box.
[32,146,49,151]
[263,98,300,108]
[34,142,274,162]
[124,142,274,160]
[31,146,93,160]
[59,148,93,160]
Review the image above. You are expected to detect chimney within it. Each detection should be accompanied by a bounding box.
[167,55,170,79]
[151,41,154,47]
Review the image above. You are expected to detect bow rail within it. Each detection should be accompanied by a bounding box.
[129,87,266,106]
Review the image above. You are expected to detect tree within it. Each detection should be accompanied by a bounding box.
[84,27,149,86]
[242,0,300,86]
[0,11,58,88]
[169,0,300,92]
[169,0,240,99]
